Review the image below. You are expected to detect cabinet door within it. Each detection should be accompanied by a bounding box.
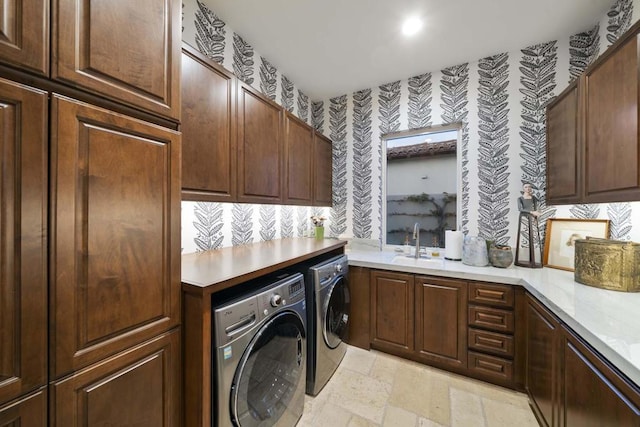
[560,329,640,427]
[0,388,47,427]
[237,82,283,203]
[415,276,467,369]
[0,79,47,405]
[181,44,236,202]
[346,266,371,350]
[584,34,640,203]
[525,294,560,427]
[52,329,180,427]
[52,0,180,120]
[546,79,581,205]
[370,270,414,355]
[313,132,333,206]
[50,95,181,378]
[0,0,48,75]
[283,112,313,205]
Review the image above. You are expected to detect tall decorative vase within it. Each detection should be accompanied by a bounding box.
[314,226,324,240]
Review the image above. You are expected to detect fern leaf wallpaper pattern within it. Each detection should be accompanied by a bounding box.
[297,90,310,123]
[440,64,470,232]
[259,57,277,100]
[476,53,511,245]
[330,95,348,238]
[281,75,295,112]
[180,0,640,254]
[194,0,226,64]
[259,205,277,241]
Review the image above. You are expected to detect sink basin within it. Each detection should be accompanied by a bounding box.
[391,255,445,269]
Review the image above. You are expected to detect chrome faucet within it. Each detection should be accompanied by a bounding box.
[413,222,420,258]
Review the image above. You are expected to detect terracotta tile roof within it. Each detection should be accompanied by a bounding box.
[386,139,456,160]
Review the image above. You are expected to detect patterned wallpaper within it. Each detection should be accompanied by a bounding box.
[181,0,640,254]
[312,0,640,247]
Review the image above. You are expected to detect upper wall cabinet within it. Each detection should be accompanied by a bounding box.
[181,44,236,202]
[52,0,181,120]
[0,0,49,75]
[546,79,581,205]
[236,81,283,204]
[547,20,640,205]
[313,132,333,206]
[284,111,314,205]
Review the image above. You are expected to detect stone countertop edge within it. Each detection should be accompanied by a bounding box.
[347,249,640,388]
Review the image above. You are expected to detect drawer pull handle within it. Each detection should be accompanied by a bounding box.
[477,336,504,348]
[477,313,504,324]
[477,359,504,373]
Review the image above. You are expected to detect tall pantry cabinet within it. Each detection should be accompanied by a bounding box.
[0,0,182,426]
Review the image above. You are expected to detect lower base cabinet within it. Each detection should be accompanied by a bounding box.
[0,388,47,426]
[51,329,180,427]
[525,292,640,427]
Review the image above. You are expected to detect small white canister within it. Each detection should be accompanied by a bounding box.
[462,235,489,266]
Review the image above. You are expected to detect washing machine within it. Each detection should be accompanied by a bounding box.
[212,272,307,427]
[305,254,350,395]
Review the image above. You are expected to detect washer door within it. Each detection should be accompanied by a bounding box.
[323,275,350,349]
[231,311,305,427]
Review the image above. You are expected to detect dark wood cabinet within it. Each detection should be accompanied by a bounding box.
[0,388,47,426]
[415,276,466,369]
[583,31,640,203]
[525,293,560,427]
[0,0,48,75]
[52,0,181,120]
[284,112,314,205]
[561,330,640,427]
[346,266,371,350]
[181,44,236,202]
[313,132,333,206]
[52,329,181,427]
[0,79,48,406]
[236,82,283,203]
[370,270,414,355]
[50,95,181,378]
[546,80,581,205]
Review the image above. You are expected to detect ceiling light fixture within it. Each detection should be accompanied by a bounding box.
[402,16,423,37]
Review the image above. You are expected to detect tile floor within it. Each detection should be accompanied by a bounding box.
[298,345,540,427]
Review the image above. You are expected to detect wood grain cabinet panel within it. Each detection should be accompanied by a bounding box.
[525,294,560,427]
[561,331,640,427]
[346,266,370,350]
[370,270,414,355]
[0,79,47,406]
[468,305,514,333]
[546,80,581,205]
[415,276,467,369]
[468,281,514,308]
[236,82,283,203]
[313,132,333,206]
[52,329,180,427]
[0,0,48,75]
[583,33,640,203]
[50,95,181,378]
[52,0,180,120]
[181,44,236,202]
[0,388,47,427]
[284,112,313,205]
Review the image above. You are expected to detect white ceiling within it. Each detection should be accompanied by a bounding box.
[203,0,613,101]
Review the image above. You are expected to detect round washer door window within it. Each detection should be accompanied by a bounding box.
[231,311,305,427]
[323,276,350,349]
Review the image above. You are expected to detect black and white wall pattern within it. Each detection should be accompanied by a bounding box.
[181,0,640,253]
[181,0,329,253]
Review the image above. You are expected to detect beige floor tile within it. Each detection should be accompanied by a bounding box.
[482,397,539,427]
[340,346,377,375]
[369,352,401,385]
[348,415,381,427]
[326,367,392,424]
[388,364,451,425]
[417,418,447,427]
[450,388,485,427]
[382,405,418,427]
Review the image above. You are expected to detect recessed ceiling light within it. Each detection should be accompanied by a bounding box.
[402,16,423,37]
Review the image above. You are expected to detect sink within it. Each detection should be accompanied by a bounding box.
[391,255,445,269]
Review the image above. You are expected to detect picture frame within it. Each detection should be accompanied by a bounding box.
[543,218,610,271]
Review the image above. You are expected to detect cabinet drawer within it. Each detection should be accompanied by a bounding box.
[468,328,514,357]
[468,282,514,308]
[468,305,514,333]
[468,351,513,383]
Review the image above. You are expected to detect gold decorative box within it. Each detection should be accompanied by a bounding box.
[574,238,640,292]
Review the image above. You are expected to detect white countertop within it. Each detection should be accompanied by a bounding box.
[347,249,640,387]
